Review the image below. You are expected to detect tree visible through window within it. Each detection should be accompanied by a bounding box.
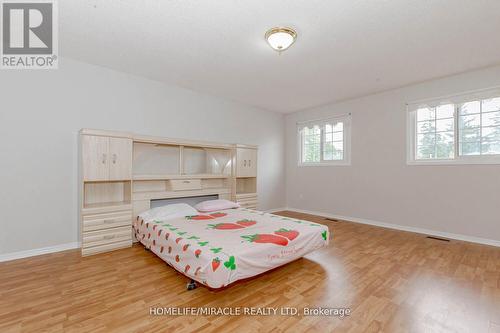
[299,115,350,165]
[410,95,500,163]
[324,123,344,161]
[302,126,321,163]
[416,104,454,160]
[459,99,500,156]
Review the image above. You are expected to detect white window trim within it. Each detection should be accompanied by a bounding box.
[297,114,352,167]
[407,95,500,166]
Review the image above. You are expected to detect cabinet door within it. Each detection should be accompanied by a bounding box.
[236,148,248,177]
[236,148,257,177]
[246,149,257,177]
[108,137,132,180]
[82,135,109,181]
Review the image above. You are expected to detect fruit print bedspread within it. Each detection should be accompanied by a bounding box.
[133,208,329,289]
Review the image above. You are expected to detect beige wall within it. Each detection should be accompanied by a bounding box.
[286,66,500,242]
[0,58,286,255]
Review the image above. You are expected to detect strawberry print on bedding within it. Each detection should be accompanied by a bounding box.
[133,208,329,289]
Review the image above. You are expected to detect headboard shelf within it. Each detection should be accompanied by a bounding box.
[133,174,230,181]
[133,142,231,177]
[133,136,233,150]
[133,188,230,201]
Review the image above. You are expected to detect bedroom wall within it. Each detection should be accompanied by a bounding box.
[0,58,285,256]
[285,65,500,243]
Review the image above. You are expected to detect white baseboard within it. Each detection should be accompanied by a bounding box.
[285,207,500,248]
[0,242,80,263]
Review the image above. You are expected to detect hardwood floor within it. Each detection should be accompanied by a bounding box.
[1,211,499,333]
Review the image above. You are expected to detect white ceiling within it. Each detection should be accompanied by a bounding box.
[60,1,500,113]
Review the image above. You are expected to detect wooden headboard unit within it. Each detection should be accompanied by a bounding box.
[150,195,219,209]
[79,129,258,256]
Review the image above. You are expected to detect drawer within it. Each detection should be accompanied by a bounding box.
[236,193,257,200]
[236,194,257,205]
[238,201,257,208]
[237,197,257,204]
[239,203,257,209]
[83,211,132,232]
[81,240,132,256]
[168,179,202,191]
[237,193,258,209]
[83,226,131,248]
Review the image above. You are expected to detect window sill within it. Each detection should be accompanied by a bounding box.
[407,156,500,165]
[298,161,351,167]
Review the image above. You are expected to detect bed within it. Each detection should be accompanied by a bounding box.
[133,207,329,289]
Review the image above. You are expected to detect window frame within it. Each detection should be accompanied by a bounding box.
[298,114,351,167]
[407,100,500,165]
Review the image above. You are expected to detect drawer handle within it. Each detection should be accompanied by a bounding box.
[103,235,115,240]
[103,220,115,224]
[182,180,191,184]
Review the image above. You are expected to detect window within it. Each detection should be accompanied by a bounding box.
[415,104,455,160]
[459,99,500,156]
[298,114,351,166]
[408,90,500,164]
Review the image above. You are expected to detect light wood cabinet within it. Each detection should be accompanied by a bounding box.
[81,133,133,256]
[82,135,132,181]
[236,147,257,177]
[80,129,258,256]
[234,146,258,209]
[82,135,109,181]
[109,137,133,180]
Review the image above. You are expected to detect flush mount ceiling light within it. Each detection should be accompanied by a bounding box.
[265,27,297,53]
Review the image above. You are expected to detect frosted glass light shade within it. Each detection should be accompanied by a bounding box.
[265,27,297,52]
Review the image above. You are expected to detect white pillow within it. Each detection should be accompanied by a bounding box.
[194,199,240,212]
[138,203,198,222]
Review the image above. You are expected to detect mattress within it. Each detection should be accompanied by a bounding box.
[133,208,329,289]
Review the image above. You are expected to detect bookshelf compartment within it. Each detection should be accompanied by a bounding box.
[83,181,131,209]
[236,177,257,195]
[184,147,231,176]
[133,143,180,176]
